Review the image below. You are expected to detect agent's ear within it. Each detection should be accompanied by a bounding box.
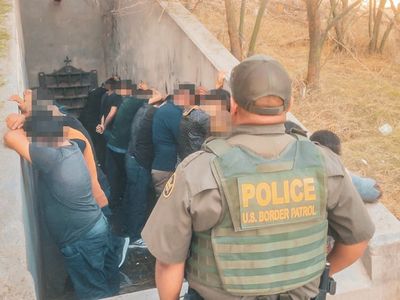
[230,96,238,116]
[286,97,294,112]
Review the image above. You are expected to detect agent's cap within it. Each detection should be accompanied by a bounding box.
[230,55,292,115]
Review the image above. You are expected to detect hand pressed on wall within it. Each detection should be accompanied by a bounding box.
[6,113,26,130]
[9,89,33,115]
[215,71,226,89]
[138,81,149,90]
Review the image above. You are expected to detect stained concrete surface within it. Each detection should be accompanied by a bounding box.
[104,0,238,95]
[19,0,108,86]
[109,206,157,297]
[119,248,156,294]
[52,249,156,300]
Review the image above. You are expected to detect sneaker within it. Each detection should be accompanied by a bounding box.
[128,238,147,249]
[118,237,130,268]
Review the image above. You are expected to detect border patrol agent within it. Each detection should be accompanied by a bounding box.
[142,55,375,300]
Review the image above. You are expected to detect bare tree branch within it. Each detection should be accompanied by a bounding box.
[224,0,243,60]
[379,0,400,52]
[369,0,373,37]
[239,0,246,49]
[327,32,379,79]
[324,0,361,38]
[305,0,361,88]
[379,20,395,52]
[389,0,397,12]
[369,0,387,52]
[248,0,269,57]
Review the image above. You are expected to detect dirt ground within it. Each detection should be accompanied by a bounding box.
[184,0,400,219]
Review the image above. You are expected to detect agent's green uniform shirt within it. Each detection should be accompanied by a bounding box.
[142,124,375,300]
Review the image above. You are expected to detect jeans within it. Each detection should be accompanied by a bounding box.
[350,173,382,202]
[60,215,120,300]
[105,147,127,208]
[124,154,151,240]
[97,166,110,200]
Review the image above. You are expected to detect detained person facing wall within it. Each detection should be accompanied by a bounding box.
[141,55,375,300]
[4,98,121,299]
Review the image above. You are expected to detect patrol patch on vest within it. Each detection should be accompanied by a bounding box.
[237,168,323,230]
[163,173,176,198]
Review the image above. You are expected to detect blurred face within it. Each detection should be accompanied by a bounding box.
[25,115,66,146]
[31,128,67,146]
[24,99,66,146]
[116,88,132,96]
[200,97,231,136]
[135,89,153,100]
[173,88,195,106]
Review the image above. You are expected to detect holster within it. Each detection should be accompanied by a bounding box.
[312,263,337,300]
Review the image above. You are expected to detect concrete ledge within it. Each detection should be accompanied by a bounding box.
[158,0,237,78]
[363,203,400,282]
[329,203,400,299]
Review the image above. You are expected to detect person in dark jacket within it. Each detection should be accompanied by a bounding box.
[125,86,163,248]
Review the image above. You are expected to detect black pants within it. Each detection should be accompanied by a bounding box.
[85,121,107,171]
[184,288,203,300]
[105,148,126,208]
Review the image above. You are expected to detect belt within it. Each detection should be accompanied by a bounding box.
[185,288,302,300]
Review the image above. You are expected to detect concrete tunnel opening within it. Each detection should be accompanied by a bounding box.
[2,0,400,299]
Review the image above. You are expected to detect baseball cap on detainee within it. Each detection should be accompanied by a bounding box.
[230,55,292,115]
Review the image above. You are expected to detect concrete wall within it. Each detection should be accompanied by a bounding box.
[328,203,400,299]
[104,0,238,94]
[0,0,38,299]
[19,0,109,87]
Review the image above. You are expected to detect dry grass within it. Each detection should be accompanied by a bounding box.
[0,0,11,86]
[184,0,400,218]
[0,0,10,55]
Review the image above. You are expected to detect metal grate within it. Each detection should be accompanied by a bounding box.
[38,56,98,117]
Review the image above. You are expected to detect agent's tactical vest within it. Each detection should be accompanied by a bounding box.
[186,135,328,296]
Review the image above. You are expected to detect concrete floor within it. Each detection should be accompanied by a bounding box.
[110,205,157,297]
[118,248,156,295]
[54,249,156,299]
[53,205,157,300]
